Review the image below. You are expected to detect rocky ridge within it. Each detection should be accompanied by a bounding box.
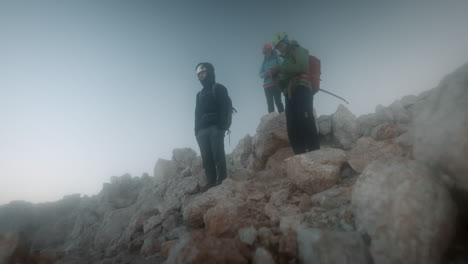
[1,62,468,263]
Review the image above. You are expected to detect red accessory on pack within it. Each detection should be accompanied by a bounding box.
[287,55,321,98]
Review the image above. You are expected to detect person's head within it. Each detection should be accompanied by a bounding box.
[195,62,215,88]
[272,32,290,54]
[262,43,273,58]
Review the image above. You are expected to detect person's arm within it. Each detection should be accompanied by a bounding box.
[215,85,230,131]
[194,93,201,135]
[259,60,267,79]
[279,47,309,80]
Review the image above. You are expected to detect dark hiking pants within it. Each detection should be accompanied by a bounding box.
[196,125,227,188]
[285,85,320,154]
[264,85,284,113]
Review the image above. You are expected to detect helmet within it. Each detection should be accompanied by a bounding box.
[272,32,288,49]
[262,43,272,52]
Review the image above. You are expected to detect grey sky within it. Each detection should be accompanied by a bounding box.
[1,0,467,204]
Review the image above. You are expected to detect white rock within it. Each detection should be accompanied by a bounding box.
[285,148,347,194]
[332,105,360,149]
[297,228,372,264]
[238,226,257,246]
[253,247,275,264]
[413,62,468,191]
[352,158,456,264]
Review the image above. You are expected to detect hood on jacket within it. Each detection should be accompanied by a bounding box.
[196,62,216,88]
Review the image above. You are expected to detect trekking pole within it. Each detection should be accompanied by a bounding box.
[319,88,349,104]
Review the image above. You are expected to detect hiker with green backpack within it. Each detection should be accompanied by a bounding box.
[194,62,233,189]
[270,32,320,154]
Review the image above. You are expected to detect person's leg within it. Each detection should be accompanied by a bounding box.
[196,128,217,188]
[307,96,320,151]
[264,87,275,113]
[273,86,284,113]
[290,86,309,154]
[209,126,227,185]
[285,94,302,154]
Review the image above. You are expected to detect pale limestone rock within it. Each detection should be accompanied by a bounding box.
[285,148,347,194]
[297,228,372,264]
[347,137,407,173]
[332,105,360,149]
[253,247,275,264]
[352,158,457,264]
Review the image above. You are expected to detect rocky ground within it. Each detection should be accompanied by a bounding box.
[1,62,467,264]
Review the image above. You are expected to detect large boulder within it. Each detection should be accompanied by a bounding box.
[413,62,468,191]
[285,148,347,194]
[182,179,245,228]
[347,137,407,173]
[251,113,289,171]
[318,114,332,136]
[94,206,136,251]
[332,105,360,149]
[172,148,197,170]
[296,228,372,264]
[98,174,142,210]
[164,232,250,264]
[230,134,253,169]
[352,158,457,264]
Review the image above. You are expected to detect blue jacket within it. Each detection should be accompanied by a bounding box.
[259,54,283,88]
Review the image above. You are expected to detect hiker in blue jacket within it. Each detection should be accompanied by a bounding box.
[259,43,284,113]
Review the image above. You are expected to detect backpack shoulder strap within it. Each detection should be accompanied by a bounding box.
[212,83,218,99]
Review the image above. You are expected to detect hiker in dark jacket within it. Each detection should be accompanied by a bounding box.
[194,62,229,189]
[259,43,284,113]
[270,32,320,154]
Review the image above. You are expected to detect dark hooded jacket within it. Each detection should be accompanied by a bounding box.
[194,62,231,135]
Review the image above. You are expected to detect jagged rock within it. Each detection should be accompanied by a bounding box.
[165,232,250,264]
[310,186,352,209]
[257,227,274,248]
[140,235,163,257]
[285,148,347,194]
[413,62,468,191]
[153,158,179,186]
[332,105,360,149]
[204,199,251,237]
[182,180,241,228]
[251,112,289,171]
[237,226,257,246]
[100,174,142,209]
[398,94,418,109]
[278,229,297,259]
[190,157,207,189]
[374,104,394,124]
[230,134,253,168]
[0,233,21,263]
[165,226,189,241]
[94,206,135,251]
[253,247,275,264]
[347,137,407,173]
[370,122,407,140]
[357,113,379,137]
[264,147,294,171]
[318,114,332,136]
[388,100,411,123]
[142,215,162,234]
[352,158,457,264]
[302,205,355,231]
[172,148,197,170]
[296,228,372,264]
